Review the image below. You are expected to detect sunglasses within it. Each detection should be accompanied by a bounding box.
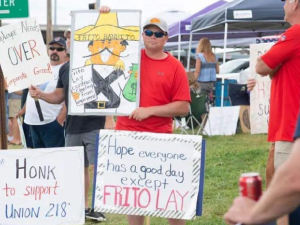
[49,46,65,52]
[144,30,167,38]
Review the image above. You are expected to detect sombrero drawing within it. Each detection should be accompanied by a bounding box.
[75,12,140,41]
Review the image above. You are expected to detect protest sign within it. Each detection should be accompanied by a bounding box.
[249,43,273,134]
[0,147,85,225]
[69,10,141,116]
[0,18,53,93]
[93,130,203,220]
[204,106,240,136]
[70,65,97,106]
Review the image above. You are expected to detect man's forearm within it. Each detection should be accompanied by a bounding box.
[105,116,116,129]
[256,57,274,76]
[249,140,300,224]
[268,65,280,79]
[106,116,114,122]
[149,101,189,118]
[39,89,64,104]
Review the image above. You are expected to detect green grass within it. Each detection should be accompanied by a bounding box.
[85,133,270,225]
[7,133,269,224]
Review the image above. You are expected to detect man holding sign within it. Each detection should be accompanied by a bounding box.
[99,6,191,225]
[18,37,67,148]
[29,30,111,221]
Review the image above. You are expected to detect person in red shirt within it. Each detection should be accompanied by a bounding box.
[116,48,191,134]
[251,0,300,162]
[240,0,300,224]
[248,0,300,170]
[100,6,191,225]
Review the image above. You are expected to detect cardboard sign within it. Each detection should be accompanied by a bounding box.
[69,10,141,116]
[204,106,240,136]
[249,43,273,134]
[0,18,53,93]
[93,130,203,220]
[0,147,85,225]
[239,106,251,133]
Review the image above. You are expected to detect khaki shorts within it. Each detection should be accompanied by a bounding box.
[274,141,293,170]
[8,99,21,118]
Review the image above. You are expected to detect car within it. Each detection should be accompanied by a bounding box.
[219,58,249,74]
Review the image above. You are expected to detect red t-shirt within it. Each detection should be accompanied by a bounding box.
[116,49,191,133]
[261,24,300,142]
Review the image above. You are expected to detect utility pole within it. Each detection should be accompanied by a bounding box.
[89,1,100,9]
[0,19,8,150]
[96,0,100,8]
[54,0,57,29]
[47,0,53,47]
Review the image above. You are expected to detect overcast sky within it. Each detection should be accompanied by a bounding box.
[5,0,232,25]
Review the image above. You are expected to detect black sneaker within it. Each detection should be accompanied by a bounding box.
[85,208,106,222]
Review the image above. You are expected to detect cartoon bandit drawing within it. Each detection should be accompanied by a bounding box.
[74,12,140,110]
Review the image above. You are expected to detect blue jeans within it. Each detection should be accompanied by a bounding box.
[30,120,65,148]
[23,122,34,148]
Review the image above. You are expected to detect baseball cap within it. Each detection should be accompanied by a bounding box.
[64,27,71,38]
[49,37,66,48]
[143,17,168,33]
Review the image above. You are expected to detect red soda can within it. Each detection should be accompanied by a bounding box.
[239,172,262,201]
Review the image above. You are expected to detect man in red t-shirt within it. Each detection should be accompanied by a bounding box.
[115,23,191,135]
[247,0,300,224]
[100,6,191,225]
[249,0,300,170]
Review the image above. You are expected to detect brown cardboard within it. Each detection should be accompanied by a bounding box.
[239,106,251,133]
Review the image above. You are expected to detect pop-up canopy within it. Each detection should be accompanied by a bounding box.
[187,0,289,106]
[167,0,227,61]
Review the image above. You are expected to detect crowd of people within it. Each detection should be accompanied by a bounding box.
[4,5,191,225]
[1,1,300,225]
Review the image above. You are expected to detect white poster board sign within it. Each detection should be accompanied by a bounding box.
[94,130,202,220]
[250,43,273,134]
[204,106,240,136]
[0,18,53,93]
[69,10,141,116]
[0,147,85,225]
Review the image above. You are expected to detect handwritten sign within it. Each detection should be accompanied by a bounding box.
[250,43,273,134]
[68,10,141,116]
[204,106,240,136]
[0,18,53,93]
[0,147,85,225]
[71,65,97,106]
[93,130,202,220]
